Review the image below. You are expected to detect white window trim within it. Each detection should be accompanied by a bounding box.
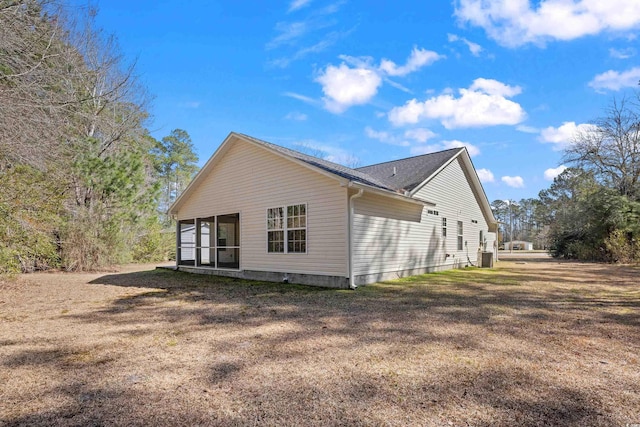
[266,203,307,254]
[457,220,464,251]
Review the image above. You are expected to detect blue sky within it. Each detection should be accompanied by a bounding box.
[82,0,640,202]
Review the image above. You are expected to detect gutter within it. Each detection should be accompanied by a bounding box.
[348,185,364,289]
[349,181,435,206]
[344,180,435,289]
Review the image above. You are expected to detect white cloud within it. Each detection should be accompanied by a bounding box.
[443,140,481,156]
[388,78,525,128]
[404,128,437,143]
[609,47,635,59]
[316,64,382,113]
[267,21,309,49]
[316,47,443,113]
[476,168,495,183]
[539,121,598,150]
[455,0,640,48]
[288,0,311,13]
[364,127,410,146]
[283,91,318,105]
[266,2,346,66]
[294,140,360,167]
[410,140,480,157]
[588,67,640,91]
[447,33,483,56]
[379,47,444,76]
[284,111,308,121]
[365,127,439,148]
[469,78,522,97]
[516,124,540,133]
[270,30,351,68]
[501,175,524,188]
[544,165,567,181]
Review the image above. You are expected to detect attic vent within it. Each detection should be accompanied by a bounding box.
[392,166,397,176]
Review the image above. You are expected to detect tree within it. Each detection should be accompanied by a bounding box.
[564,96,640,199]
[490,200,508,246]
[154,129,199,222]
[538,168,640,261]
[0,0,75,170]
[0,1,173,272]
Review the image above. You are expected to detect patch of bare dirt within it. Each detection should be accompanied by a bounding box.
[1,261,638,426]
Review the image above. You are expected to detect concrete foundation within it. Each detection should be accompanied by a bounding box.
[175,266,350,289]
[174,258,474,289]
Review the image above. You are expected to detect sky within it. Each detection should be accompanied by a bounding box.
[77,0,640,202]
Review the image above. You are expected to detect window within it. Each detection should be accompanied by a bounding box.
[267,204,307,253]
[479,230,484,247]
[428,209,439,216]
[442,218,447,237]
[267,207,284,253]
[457,221,464,251]
[287,204,306,253]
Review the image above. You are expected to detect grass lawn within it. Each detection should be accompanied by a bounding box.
[1,260,639,426]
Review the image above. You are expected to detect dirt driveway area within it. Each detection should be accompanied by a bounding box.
[1,260,639,426]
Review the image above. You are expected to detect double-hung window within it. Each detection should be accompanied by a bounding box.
[267,207,285,253]
[442,218,447,237]
[267,204,307,253]
[457,221,464,251]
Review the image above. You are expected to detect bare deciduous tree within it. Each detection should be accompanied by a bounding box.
[0,0,73,169]
[564,96,640,199]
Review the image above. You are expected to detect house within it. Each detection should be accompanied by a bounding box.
[504,240,534,251]
[168,132,498,288]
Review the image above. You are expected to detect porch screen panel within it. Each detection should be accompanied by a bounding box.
[217,213,240,269]
[178,219,196,265]
[198,217,215,267]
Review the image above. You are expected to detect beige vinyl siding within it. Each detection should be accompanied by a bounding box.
[415,157,495,265]
[351,192,434,276]
[177,137,348,276]
[352,157,495,277]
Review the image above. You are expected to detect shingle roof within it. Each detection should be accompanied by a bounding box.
[355,148,463,192]
[237,133,395,191]
[237,133,462,193]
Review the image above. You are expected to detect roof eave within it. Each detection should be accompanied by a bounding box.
[170,132,355,215]
[349,181,436,206]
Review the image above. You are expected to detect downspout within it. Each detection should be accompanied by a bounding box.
[348,187,364,289]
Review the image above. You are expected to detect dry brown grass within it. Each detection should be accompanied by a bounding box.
[1,260,639,426]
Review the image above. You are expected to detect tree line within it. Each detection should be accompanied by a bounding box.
[0,1,198,274]
[492,94,640,262]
